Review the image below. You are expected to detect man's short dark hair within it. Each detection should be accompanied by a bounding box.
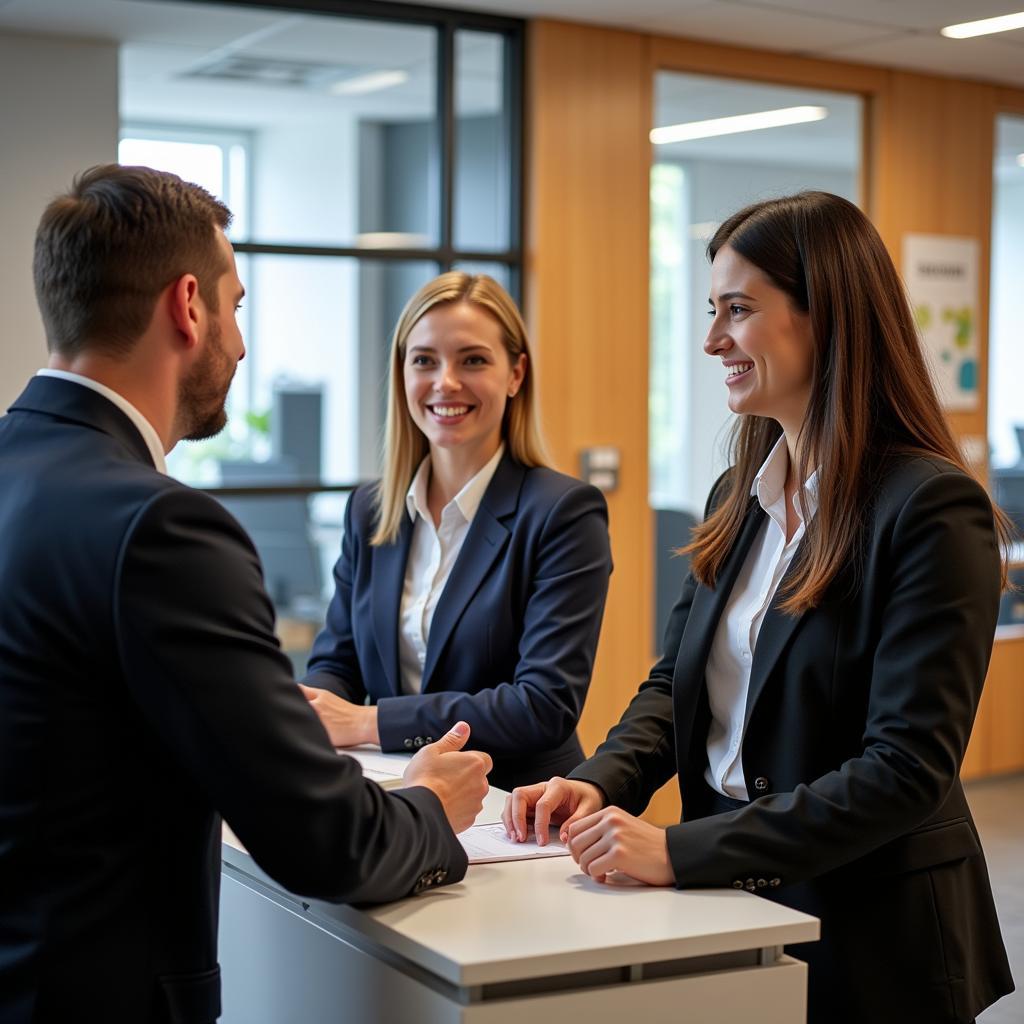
[33,164,232,358]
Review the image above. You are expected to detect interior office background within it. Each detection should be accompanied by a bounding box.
[1,0,1022,822]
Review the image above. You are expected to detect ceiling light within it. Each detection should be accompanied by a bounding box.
[330,70,409,96]
[650,105,828,145]
[941,11,1024,38]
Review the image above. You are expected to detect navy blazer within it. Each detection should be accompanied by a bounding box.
[571,456,1013,1024]
[0,377,467,1024]
[304,452,613,791]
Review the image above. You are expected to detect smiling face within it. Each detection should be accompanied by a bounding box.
[704,244,815,436]
[403,300,526,464]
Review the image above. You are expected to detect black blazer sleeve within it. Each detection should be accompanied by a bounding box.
[375,483,611,755]
[114,488,466,903]
[302,491,368,704]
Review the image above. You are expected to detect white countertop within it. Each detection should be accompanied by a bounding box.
[223,745,818,987]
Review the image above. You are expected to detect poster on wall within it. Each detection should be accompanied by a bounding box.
[901,234,980,412]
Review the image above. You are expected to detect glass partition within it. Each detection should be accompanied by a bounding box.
[649,71,862,645]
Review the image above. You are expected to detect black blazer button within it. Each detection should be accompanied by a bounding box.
[770,878,781,887]
[756,878,767,888]
[732,880,743,889]
[753,777,770,792]
[413,737,425,748]
[404,738,414,749]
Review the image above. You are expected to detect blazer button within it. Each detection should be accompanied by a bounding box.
[425,736,434,744]
[770,878,781,887]
[756,878,767,888]
[403,738,413,749]
[753,777,770,792]
[413,737,425,748]
[732,880,743,889]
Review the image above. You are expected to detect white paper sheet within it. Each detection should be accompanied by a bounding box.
[459,824,570,864]
[338,747,406,788]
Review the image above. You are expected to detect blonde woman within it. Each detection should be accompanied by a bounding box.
[300,272,612,791]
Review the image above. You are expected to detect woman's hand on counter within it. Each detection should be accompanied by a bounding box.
[567,807,674,886]
[299,685,379,747]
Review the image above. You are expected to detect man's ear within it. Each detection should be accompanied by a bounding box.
[168,273,202,350]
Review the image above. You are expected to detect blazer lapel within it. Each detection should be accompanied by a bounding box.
[419,455,522,692]
[370,515,414,696]
[672,501,763,747]
[742,552,811,730]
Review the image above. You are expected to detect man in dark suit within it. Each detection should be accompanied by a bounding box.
[0,164,491,1024]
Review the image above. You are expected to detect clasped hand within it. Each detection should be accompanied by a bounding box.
[502,777,674,886]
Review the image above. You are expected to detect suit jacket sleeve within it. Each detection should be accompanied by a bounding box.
[374,484,612,755]
[300,489,368,704]
[114,487,466,903]
[665,469,1001,889]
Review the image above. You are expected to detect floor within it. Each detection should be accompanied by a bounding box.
[968,773,1024,1023]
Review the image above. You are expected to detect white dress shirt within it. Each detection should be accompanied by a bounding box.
[704,435,819,800]
[398,444,505,695]
[35,368,167,474]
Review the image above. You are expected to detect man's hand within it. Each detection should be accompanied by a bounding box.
[299,685,379,747]
[502,777,606,846]
[566,807,674,886]
[403,722,492,834]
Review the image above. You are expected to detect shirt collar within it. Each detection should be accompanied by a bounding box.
[749,433,819,523]
[36,369,167,474]
[406,443,505,526]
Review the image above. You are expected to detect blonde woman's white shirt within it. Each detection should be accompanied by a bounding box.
[704,435,819,800]
[398,444,505,695]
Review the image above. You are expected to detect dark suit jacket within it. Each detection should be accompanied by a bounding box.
[0,377,467,1024]
[571,455,1014,1024]
[303,453,612,792]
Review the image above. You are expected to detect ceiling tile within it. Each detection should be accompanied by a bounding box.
[722,0,1024,33]
[637,2,908,52]
[818,32,1024,88]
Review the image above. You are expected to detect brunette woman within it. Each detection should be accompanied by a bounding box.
[505,192,1014,1023]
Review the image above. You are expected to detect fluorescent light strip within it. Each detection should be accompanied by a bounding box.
[650,105,828,145]
[941,11,1024,39]
[331,70,409,96]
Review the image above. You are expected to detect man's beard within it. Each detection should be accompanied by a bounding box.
[179,317,235,442]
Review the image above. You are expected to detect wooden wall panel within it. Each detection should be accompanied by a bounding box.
[526,21,654,761]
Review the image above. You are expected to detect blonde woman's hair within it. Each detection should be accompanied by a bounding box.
[371,272,549,546]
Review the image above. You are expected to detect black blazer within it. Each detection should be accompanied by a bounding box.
[304,453,613,792]
[0,377,467,1024]
[571,456,1014,1024]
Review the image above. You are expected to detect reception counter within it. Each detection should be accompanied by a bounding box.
[219,752,819,1023]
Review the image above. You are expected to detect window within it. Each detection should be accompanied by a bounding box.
[119,2,523,662]
[990,113,1024,564]
[648,71,863,645]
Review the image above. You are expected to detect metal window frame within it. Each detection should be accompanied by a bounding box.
[169,0,526,298]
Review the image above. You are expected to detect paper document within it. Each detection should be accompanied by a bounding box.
[338,747,406,790]
[459,824,570,864]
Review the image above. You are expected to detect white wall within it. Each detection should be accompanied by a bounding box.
[0,31,118,411]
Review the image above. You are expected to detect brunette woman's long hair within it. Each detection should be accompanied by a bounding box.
[684,191,1013,612]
